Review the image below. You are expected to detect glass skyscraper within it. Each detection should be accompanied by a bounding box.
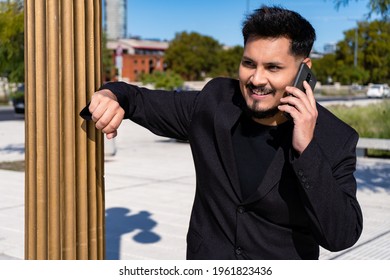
[103,0,127,39]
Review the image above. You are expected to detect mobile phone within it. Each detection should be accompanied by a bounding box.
[293,63,317,92]
[284,63,317,120]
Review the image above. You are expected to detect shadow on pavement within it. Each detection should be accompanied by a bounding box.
[356,160,390,193]
[105,207,161,260]
[0,143,25,155]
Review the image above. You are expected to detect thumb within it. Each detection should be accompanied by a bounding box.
[106,130,118,139]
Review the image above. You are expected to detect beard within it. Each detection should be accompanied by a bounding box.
[243,84,280,119]
[244,102,280,119]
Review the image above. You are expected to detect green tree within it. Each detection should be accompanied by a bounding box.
[336,20,390,83]
[211,45,243,79]
[140,70,184,90]
[333,63,369,84]
[102,32,115,81]
[332,0,389,19]
[164,32,222,80]
[360,20,390,83]
[0,1,24,83]
[314,20,389,84]
[312,53,337,84]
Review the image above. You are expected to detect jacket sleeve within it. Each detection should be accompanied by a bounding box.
[291,130,363,251]
[100,82,200,141]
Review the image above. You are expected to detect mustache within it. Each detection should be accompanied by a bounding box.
[246,83,276,95]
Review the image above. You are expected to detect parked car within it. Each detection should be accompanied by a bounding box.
[366,84,390,98]
[10,84,25,114]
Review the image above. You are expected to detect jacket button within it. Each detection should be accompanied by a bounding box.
[235,247,243,255]
[298,169,304,176]
[304,182,311,189]
[237,206,245,214]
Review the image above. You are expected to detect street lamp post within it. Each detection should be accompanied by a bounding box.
[348,18,359,68]
[354,27,358,67]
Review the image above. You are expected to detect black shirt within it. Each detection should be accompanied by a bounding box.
[232,114,293,200]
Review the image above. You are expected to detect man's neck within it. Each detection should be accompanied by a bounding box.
[251,111,289,126]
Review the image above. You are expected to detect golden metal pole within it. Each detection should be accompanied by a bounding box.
[24,0,105,260]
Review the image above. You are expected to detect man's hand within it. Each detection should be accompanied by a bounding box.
[278,81,318,155]
[88,89,125,139]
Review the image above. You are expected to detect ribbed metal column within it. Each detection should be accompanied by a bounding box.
[24,0,105,260]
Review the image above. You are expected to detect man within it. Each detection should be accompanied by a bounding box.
[84,6,363,259]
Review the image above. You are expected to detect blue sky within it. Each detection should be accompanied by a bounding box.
[123,0,375,52]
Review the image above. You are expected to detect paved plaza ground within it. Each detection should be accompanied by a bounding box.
[0,108,389,260]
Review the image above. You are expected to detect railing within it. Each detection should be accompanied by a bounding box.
[356,138,390,157]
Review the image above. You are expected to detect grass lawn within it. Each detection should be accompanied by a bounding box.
[327,100,390,157]
[0,160,24,172]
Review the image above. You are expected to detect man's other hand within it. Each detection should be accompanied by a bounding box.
[88,89,125,139]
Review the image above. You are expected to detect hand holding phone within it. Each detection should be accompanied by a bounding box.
[283,63,317,120]
[280,63,319,154]
[292,63,317,93]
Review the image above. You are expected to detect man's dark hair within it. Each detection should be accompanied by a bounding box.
[242,5,316,58]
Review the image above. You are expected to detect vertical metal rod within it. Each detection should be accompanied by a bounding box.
[61,0,77,259]
[24,0,37,260]
[34,0,48,260]
[47,0,61,259]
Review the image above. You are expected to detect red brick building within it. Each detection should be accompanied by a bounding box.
[106,38,169,82]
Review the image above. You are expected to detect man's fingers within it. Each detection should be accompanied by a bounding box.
[303,81,317,108]
[106,130,118,139]
[87,89,124,138]
[89,89,118,113]
[101,113,123,135]
[91,106,108,128]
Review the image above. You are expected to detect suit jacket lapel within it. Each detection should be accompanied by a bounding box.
[214,102,243,200]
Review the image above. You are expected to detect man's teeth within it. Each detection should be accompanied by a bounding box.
[252,89,268,95]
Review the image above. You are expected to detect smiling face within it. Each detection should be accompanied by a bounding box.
[239,36,306,125]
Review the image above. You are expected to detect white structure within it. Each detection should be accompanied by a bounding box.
[324,43,337,54]
[103,0,127,39]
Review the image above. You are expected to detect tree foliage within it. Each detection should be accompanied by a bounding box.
[323,1,390,84]
[359,20,390,82]
[164,31,244,81]
[332,0,390,19]
[313,20,390,84]
[0,1,24,83]
[164,32,222,80]
[102,32,115,81]
[140,70,184,90]
[210,45,243,79]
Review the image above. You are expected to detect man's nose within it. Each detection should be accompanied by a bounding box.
[250,68,267,86]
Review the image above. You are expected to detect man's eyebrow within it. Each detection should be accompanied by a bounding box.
[264,61,284,66]
[241,56,285,67]
[241,55,253,60]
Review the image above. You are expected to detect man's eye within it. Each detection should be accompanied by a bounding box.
[241,60,255,68]
[268,65,281,72]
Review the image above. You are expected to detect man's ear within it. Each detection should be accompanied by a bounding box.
[303,57,312,68]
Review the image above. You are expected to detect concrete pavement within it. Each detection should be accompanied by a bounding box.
[0,107,389,260]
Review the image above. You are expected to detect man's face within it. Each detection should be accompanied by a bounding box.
[238,36,303,124]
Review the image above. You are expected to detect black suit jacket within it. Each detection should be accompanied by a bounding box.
[101,77,363,259]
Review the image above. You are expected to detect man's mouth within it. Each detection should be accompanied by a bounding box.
[247,84,275,96]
